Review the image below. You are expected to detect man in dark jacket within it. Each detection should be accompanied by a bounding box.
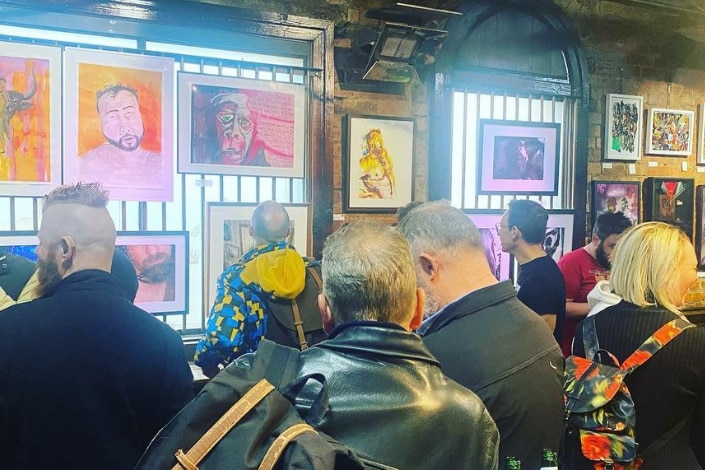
[0,182,194,470]
[398,201,565,470]
[233,220,499,469]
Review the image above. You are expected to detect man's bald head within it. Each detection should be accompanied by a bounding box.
[250,200,291,244]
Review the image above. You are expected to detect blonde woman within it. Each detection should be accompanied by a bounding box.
[571,222,705,469]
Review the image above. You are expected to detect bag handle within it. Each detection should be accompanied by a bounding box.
[280,373,329,426]
[620,318,693,373]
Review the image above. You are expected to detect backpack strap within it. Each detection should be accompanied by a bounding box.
[258,423,317,470]
[290,266,323,351]
[581,315,600,360]
[620,318,694,373]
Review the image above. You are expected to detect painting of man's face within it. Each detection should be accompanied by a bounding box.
[212,93,254,165]
[98,89,145,151]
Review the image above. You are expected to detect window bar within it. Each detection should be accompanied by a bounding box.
[121,201,128,231]
[9,197,15,231]
[33,198,39,230]
[459,91,469,208]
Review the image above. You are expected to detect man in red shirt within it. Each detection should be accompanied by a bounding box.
[558,211,632,356]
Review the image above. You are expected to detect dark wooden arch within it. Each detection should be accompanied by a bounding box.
[430,0,589,248]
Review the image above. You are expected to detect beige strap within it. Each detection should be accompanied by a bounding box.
[171,379,275,470]
[307,266,322,293]
[258,423,318,470]
[291,299,308,350]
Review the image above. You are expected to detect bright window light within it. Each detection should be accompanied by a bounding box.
[0,25,137,48]
[146,41,304,67]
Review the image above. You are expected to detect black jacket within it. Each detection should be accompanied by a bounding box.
[236,322,499,469]
[0,270,194,470]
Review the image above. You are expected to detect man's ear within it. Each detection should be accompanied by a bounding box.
[59,236,75,262]
[409,287,425,331]
[318,293,335,334]
[418,253,439,279]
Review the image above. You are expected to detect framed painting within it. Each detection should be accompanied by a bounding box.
[643,177,694,239]
[116,231,189,315]
[591,180,640,224]
[477,119,560,196]
[699,104,705,165]
[177,72,306,178]
[645,107,694,156]
[696,186,705,268]
[462,210,513,282]
[343,114,414,212]
[0,42,62,196]
[0,231,38,263]
[545,210,575,263]
[63,48,175,202]
[603,94,643,161]
[205,202,309,314]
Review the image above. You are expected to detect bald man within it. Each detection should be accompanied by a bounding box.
[195,200,324,378]
[0,183,193,469]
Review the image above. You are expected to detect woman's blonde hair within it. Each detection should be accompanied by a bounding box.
[610,221,691,314]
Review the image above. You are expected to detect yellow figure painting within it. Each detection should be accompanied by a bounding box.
[358,129,396,199]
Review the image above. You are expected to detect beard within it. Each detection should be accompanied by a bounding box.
[596,241,611,270]
[36,255,63,298]
[138,261,172,283]
[106,132,144,152]
[418,275,443,319]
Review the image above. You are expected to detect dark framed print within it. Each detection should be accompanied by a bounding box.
[696,186,705,268]
[545,210,575,263]
[177,72,306,178]
[343,114,414,212]
[0,42,62,196]
[116,231,189,315]
[591,180,640,224]
[646,108,694,157]
[462,210,513,282]
[604,94,643,161]
[643,177,694,239]
[477,119,560,195]
[205,202,309,315]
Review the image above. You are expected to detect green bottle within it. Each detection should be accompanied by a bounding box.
[505,456,521,470]
[540,449,558,470]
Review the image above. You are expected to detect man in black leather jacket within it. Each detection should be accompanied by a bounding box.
[234,220,499,469]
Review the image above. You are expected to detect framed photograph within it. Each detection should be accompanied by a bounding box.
[545,210,575,263]
[604,94,643,161]
[698,104,705,165]
[696,186,705,269]
[177,72,306,178]
[477,119,560,195]
[63,48,175,202]
[205,202,310,314]
[462,210,513,282]
[343,114,414,212]
[591,180,640,224]
[643,177,694,239]
[0,42,62,196]
[116,231,189,315]
[645,107,694,156]
[0,231,38,263]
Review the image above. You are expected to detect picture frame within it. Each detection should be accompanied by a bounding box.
[643,177,694,239]
[343,114,414,212]
[698,104,705,165]
[477,119,560,196]
[645,107,694,156]
[695,186,705,269]
[462,210,513,282]
[63,48,175,202]
[591,180,640,224]
[545,210,575,263]
[0,42,62,196]
[603,94,643,161]
[177,72,306,178]
[116,231,189,315]
[205,202,310,314]
[0,231,38,263]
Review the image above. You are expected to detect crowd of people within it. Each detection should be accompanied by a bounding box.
[0,184,703,469]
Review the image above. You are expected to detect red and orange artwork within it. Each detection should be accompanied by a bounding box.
[0,55,51,182]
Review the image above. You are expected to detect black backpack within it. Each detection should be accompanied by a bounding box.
[135,340,387,470]
[265,263,327,351]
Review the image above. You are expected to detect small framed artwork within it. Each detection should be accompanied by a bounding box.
[205,202,309,313]
[645,108,694,156]
[698,104,705,165]
[545,210,575,263]
[343,114,414,212]
[0,42,62,196]
[116,231,189,315]
[591,180,640,224]
[0,231,38,263]
[603,94,643,161]
[695,186,705,268]
[643,177,695,239]
[462,210,513,282]
[477,119,560,196]
[177,72,306,178]
[63,48,175,202]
